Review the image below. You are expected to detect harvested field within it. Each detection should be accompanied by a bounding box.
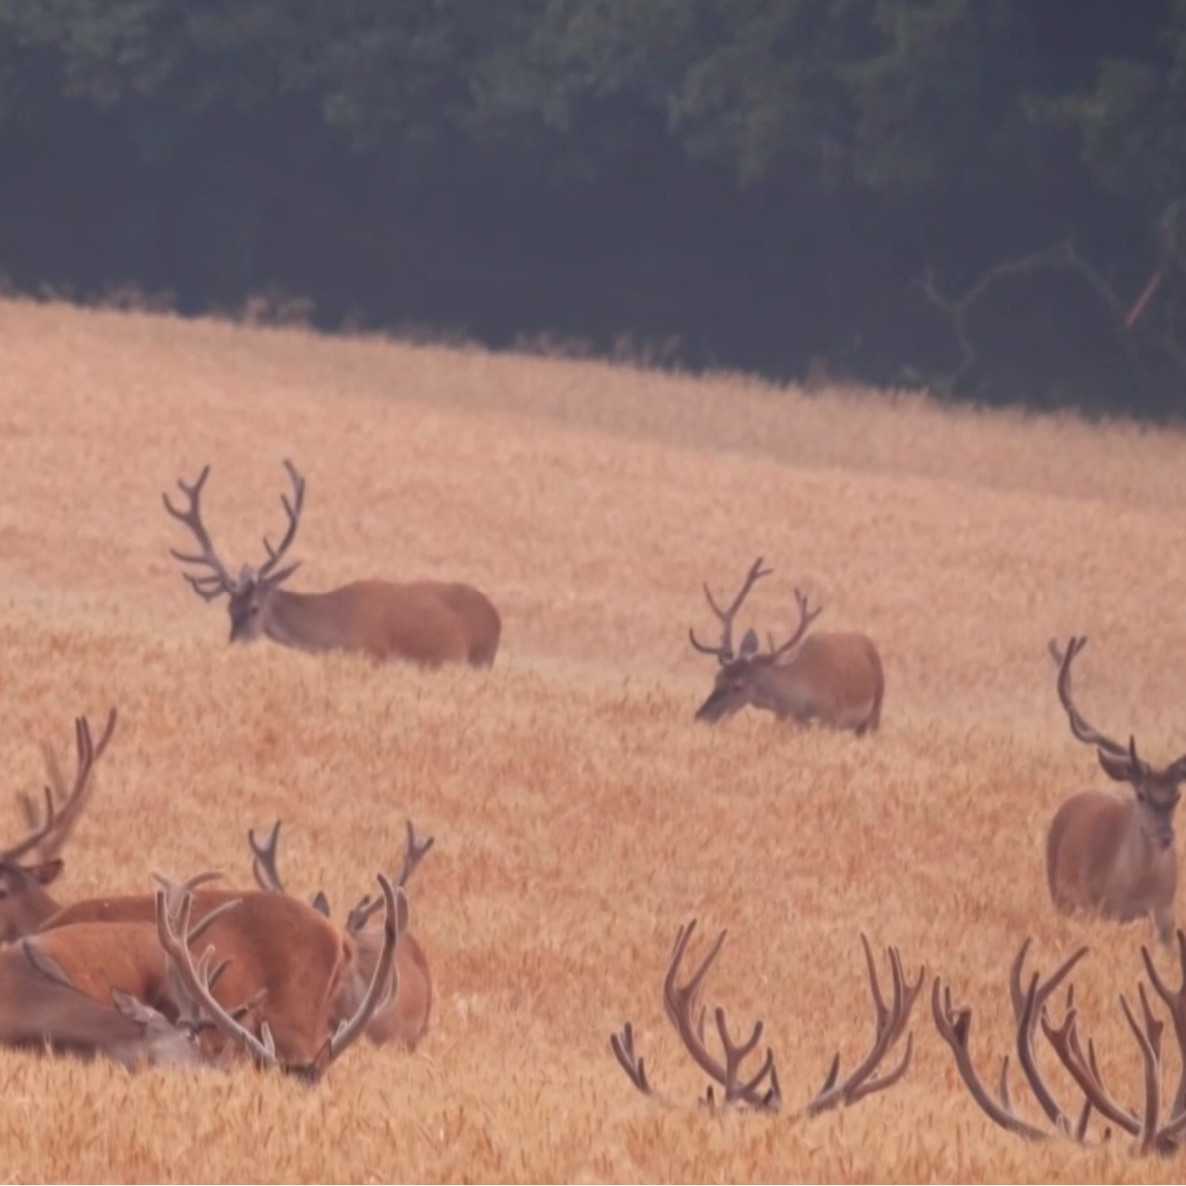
[2,296,1186,1181]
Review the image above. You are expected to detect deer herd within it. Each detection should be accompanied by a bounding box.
[4,457,1184,1158]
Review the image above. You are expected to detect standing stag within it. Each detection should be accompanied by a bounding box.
[689,557,884,733]
[163,459,501,667]
[1046,636,1186,944]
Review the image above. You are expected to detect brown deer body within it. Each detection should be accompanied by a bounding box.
[163,460,500,668]
[248,819,434,1050]
[43,890,365,1066]
[690,558,883,733]
[1046,637,1185,944]
[0,923,201,1069]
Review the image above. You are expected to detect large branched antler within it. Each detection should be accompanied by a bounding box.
[256,458,305,584]
[346,820,435,933]
[247,820,330,917]
[936,935,1186,1155]
[163,459,307,600]
[1049,636,1142,768]
[689,557,772,664]
[5,709,118,864]
[611,921,922,1117]
[162,466,239,600]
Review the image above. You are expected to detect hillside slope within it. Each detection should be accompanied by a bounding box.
[2,298,1185,1181]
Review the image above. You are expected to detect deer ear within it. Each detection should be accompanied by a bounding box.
[30,859,64,886]
[739,629,759,657]
[1097,748,1137,783]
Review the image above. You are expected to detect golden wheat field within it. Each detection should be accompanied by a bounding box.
[3,295,1186,1183]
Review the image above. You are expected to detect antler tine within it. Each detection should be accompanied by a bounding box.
[804,937,923,1116]
[248,820,286,895]
[691,557,772,664]
[931,976,1052,1142]
[1052,635,1132,759]
[257,458,306,581]
[306,875,402,1082]
[768,588,824,659]
[1142,931,1186,1122]
[162,465,238,598]
[1119,990,1162,1155]
[610,1021,654,1096]
[658,921,778,1110]
[712,1005,779,1108]
[3,709,118,864]
[1013,952,1088,1132]
[156,888,279,1069]
[346,819,435,933]
[1039,996,1141,1139]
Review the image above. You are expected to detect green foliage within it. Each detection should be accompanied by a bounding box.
[0,0,1184,416]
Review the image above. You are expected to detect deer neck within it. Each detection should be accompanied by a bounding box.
[1113,802,1176,907]
[753,659,812,719]
[263,589,348,653]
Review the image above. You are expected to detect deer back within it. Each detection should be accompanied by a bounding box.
[770,631,884,726]
[410,580,502,668]
[258,580,471,666]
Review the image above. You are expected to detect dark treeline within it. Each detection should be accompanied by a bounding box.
[2,0,1185,417]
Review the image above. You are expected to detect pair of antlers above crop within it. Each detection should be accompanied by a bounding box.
[247,817,433,933]
[161,459,306,599]
[689,557,823,664]
[935,935,1186,1154]
[611,920,923,1115]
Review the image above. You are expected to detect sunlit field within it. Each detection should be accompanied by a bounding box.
[3,297,1186,1182]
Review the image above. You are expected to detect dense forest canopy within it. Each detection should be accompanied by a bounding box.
[2,0,1184,417]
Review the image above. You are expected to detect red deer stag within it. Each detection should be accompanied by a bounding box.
[611,920,922,1112]
[163,459,501,667]
[1,709,117,943]
[934,935,1186,1154]
[247,818,434,1050]
[1047,636,1186,944]
[689,558,884,733]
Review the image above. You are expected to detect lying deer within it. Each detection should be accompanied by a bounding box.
[934,935,1186,1155]
[246,818,434,1050]
[690,557,884,733]
[163,459,501,667]
[611,919,922,1112]
[1,712,412,1073]
[3,876,399,1080]
[1047,636,1186,943]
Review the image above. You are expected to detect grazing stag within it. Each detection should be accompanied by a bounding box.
[610,919,922,1113]
[934,935,1186,1154]
[0,709,117,942]
[247,818,434,1050]
[1047,636,1186,943]
[689,558,884,733]
[163,459,501,667]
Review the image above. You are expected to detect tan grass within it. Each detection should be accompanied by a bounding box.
[2,297,1186,1182]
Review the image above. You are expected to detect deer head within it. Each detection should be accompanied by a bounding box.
[162,459,306,643]
[690,557,823,723]
[1,710,117,942]
[1050,637,1186,851]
